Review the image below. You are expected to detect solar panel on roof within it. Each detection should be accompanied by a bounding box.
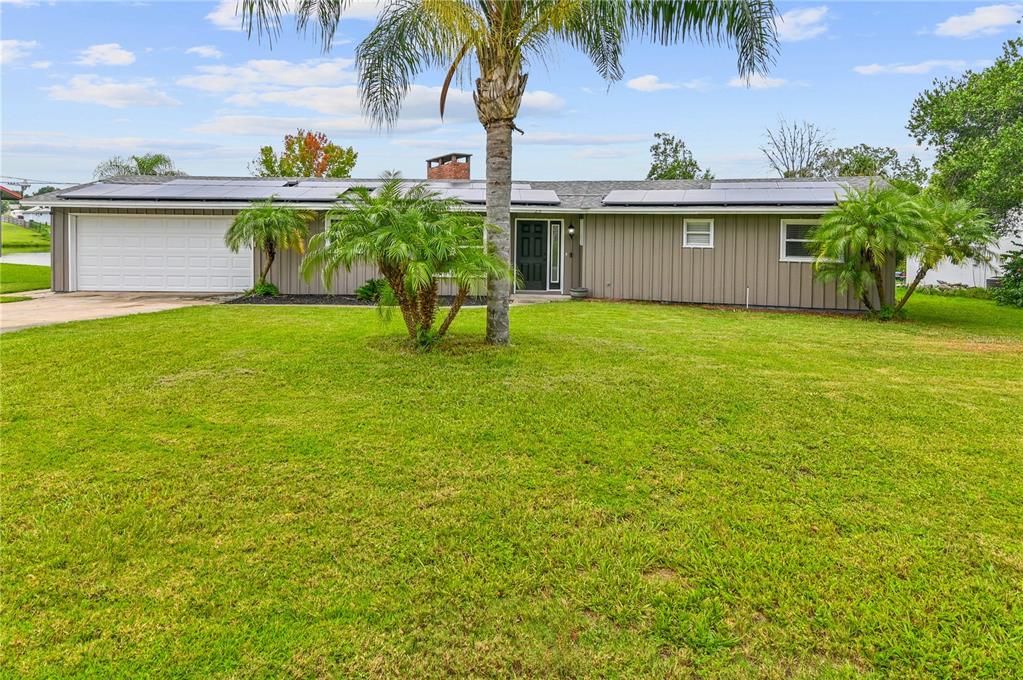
[604,186,844,206]
[295,180,352,188]
[512,189,560,204]
[62,184,136,198]
[165,178,288,187]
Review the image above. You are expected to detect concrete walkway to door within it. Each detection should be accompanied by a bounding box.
[1,292,225,333]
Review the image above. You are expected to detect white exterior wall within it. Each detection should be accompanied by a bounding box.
[907,230,1022,288]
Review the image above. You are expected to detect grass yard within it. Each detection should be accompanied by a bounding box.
[1,222,50,253]
[0,263,51,294]
[2,297,1021,677]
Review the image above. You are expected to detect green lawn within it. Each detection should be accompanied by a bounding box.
[1,222,50,253]
[3,298,1021,678]
[0,263,50,294]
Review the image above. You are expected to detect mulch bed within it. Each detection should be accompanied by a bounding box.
[226,294,486,306]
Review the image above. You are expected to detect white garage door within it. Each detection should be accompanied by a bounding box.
[75,215,253,292]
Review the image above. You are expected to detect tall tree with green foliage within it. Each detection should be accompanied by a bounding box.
[810,144,928,184]
[301,174,511,348]
[241,0,779,345]
[225,200,313,293]
[646,132,712,180]
[251,129,358,178]
[908,37,1023,225]
[94,153,182,179]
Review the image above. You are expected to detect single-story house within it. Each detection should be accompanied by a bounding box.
[906,227,1021,288]
[23,153,892,311]
[22,205,52,226]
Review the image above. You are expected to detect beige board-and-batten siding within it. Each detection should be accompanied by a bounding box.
[580,213,889,311]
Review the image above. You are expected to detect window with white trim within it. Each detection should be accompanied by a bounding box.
[780,220,819,262]
[549,221,562,284]
[683,219,714,248]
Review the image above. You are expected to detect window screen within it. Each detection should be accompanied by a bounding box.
[783,222,816,259]
[684,219,714,248]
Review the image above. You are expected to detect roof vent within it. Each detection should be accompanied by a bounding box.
[284,180,301,187]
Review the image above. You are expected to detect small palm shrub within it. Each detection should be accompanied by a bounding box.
[813,185,995,318]
[992,246,1023,308]
[813,185,928,315]
[355,278,390,303]
[226,199,314,292]
[302,174,512,349]
[248,281,280,297]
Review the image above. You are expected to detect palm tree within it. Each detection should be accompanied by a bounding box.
[93,153,182,179]
[242,0,779,344]
[225,199,314,292]
[301,174,511,347]
[896,195,994,313]
[812,185,930,314]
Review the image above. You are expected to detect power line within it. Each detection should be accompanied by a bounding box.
[0,176,81,186]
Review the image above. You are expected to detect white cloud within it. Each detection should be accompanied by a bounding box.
[186,45,223,59]
[206,0,380,31]
[521,90,565,112]
[853,59,969,75]
[0,39,39,65]
[728,74,788,89]
[190,113,441,136]
[30,60,52,69]
[1,131,221,156]
[935,4,1023,37]
[44,75,180,108]
[775,6,829,41]
[75,43,135,66]
[625,75,708,92]
[517,132,646,146]
[178,58,356,92]
[626,74,677,92]
[569,147,636,160]
[206,0,246,31]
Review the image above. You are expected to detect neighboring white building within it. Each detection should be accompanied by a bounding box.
[907,229,1022,288]
[22,205,51,226]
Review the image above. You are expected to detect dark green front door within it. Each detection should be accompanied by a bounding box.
[516,221,547,290]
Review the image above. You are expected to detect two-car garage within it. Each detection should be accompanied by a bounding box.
[71,215,252,292]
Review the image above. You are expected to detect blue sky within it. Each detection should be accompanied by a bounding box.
[1,1,1020,190]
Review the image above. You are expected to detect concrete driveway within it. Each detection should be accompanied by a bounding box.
[1,292,225,333]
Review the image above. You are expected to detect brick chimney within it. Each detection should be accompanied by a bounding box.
[426,153,471,181]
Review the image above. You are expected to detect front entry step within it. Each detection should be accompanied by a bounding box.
[511,293,570,304]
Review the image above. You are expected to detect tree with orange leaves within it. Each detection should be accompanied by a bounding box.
[251,129,358,178]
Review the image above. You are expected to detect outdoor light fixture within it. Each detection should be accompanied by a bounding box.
[568,224,576,238]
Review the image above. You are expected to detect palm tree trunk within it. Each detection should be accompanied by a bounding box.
[484,120,513,345]
[437,286,469,338]
[872,263,887,311]
[381,266,417,340]
[476,66,527,346]
[259,245,275,286]
[419,280,439,332]
[894,266,928,313]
